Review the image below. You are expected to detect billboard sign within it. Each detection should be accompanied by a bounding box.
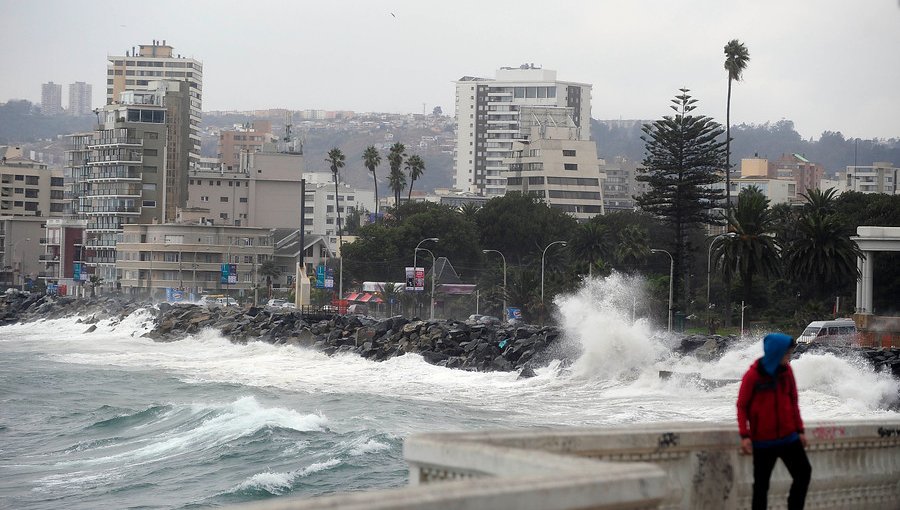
[405,267,425,291]
[220,263,237,284]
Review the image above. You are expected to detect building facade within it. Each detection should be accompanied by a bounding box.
[600,157,640,212]
[218,121,276,171]
[504,114,605,221]
[773,153,824,196]
[844,162,897,195]
[0,157,66,217]
[0,216,45,289]
[730,177,796,205]
[68,82,93,116]
[39,218,87,289]
[454,65,592,197]
[107,41,202,180]
[41,82,63,115]
[115,223,273,298]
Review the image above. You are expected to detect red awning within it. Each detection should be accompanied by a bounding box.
[360,292,383,303]
[345,292,362,301]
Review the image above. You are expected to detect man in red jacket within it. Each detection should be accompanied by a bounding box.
[737,332,811,510]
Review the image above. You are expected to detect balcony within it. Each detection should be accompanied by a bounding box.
[84,256,117,264]
[85,187,142,198]
[38,254,60,262]
[87,138,143,149]
[86,169,142,181]
[88,205,139,215]
[86,153,143,166]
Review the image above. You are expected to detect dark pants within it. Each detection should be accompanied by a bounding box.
[752,439,811,510]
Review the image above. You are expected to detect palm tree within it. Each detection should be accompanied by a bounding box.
[458,202,480,222]
[724,39,750,211]
[362,146,382,220]
[614,225,650,272]
[387,143,407,208]
[714,186,781,303]
[787,205,862,301]
[568,222,613,277]
[405,154,425,203]
[800,187,838,218]
[89,275,104,298]
[258,259,282,300]
[326,148,345,246]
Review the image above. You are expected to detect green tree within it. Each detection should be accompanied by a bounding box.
[89,275,104,298]
[715,186,781,305]
[787,203,862,301]
[362,145,382,219]
[614,224,650,271]
[505,268,541,323]
[258,259,282,300]
[474,193,577,266]
[568,222,613,277]
[636,89,726,310]
[387,142,407,208]
[724,39,750,210]
[405,154,425,203]
[457,202,481,223]
[326,147,346,247]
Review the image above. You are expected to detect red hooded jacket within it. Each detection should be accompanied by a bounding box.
[737,359,804,442]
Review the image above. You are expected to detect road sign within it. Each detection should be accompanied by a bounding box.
[406,266,425,291]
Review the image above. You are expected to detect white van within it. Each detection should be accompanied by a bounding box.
[797,319,858,346]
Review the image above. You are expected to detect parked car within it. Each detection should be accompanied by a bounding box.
[267,299,287,308]
[797,319,858,346]
[214,297,239,307]
[467,314,501,325]
[281,302,296,309]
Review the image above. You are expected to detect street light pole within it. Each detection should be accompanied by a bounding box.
[416,247,436,320]
[413,237,438,317]
[651,248,674,333]
[707,232,737,304]
[541,240,568,305]
[482,249,507,317]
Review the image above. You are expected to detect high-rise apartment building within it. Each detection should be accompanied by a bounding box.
[107,41,202,178]
[0,157,66,217]
[773,153,824,196]
[845,162,897,195]
[41,82,63,115]
[68,82,93,116]
[504,107,605,221]
[454,65,592,196]
[65,99,168,286]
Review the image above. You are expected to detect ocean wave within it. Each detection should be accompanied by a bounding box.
[232,459,341,496]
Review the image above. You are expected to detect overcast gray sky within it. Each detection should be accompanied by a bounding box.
[2,0,898,139]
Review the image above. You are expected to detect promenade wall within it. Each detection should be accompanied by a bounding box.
[230,419,900,510]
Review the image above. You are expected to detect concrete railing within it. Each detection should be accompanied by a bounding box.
[229,419,900,510]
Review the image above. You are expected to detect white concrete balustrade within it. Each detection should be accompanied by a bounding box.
[229,419,900,510]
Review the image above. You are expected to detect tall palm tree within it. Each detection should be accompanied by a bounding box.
[362,146,382,220]
[258,258,282,300]
[614,224,650,272]
[457,202,480,222]
[326,148,345,247]
[568,222,613,277]
[724,39,750,211]
[800,187,838,218]
[387,142,407,208]
[714,186,781,303]
[405,154,425,203]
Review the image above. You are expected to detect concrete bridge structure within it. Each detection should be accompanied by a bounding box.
[232,419,900,510]
[853,226,900,348]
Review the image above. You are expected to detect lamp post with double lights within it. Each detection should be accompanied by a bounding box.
[413,238,438,316]
[482,249,507,317]
[415,247,436,320]
[541,240,567,305]
[650,248,674,333]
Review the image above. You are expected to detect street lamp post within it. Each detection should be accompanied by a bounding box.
[413,237,438,317]
[541,240,568,305]
[416,247,436,320]
[482,249,507,317]
[707,232,737,304]
[651,248,674,333]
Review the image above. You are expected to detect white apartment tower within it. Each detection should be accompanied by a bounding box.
[68,82,93,116]
[107,41,202,175]
[41,82,63,115]
[454,65,592,197]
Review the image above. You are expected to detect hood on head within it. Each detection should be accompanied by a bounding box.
[761,332,795,375]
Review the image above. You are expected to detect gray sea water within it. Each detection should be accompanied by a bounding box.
[2,276,898,509]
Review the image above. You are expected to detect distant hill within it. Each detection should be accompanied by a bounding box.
[593,118,900,175]
[0,100,94,145]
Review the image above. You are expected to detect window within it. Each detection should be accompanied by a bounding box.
[143,183,157,191]
[220,212,228,219]
[24,202,38,211]
[146,132,159,139]
[14,188,23,194]
[200,196,209,202]
[25,176,39,185]
[142,200,157,207]
[51,177,64,187]
[25,189,38,198]
[189,179,194,185]
[239,197,248,203]
[143,166,157,173]
[563,150,577,157]
[216,181,221,186]
[564,163,578,171]
[220,197,228,202]
[14,175,23,181]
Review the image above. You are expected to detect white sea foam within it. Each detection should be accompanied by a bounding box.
[235,459,341,494]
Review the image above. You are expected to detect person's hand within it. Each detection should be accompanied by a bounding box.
[740,438,752,455]
[799,433,808,448]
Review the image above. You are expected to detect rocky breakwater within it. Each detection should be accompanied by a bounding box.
[0,290,145,326]
[143,303,560,376]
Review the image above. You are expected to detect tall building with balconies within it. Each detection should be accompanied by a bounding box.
[0,157,66,217]
[41,82,63,115]
[107,41,202,180]
[454,65,592,197]
[65,101,167,286]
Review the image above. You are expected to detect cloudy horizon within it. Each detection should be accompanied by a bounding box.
[2,0,899,140]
